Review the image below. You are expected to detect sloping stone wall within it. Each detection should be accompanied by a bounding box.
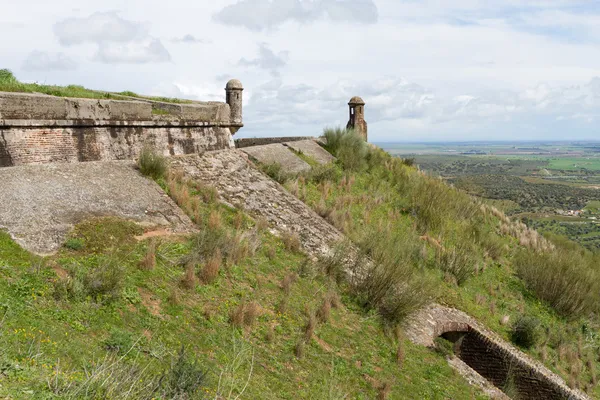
[169,150,343,257]
[234,136,314,148]
[0,161,193,254]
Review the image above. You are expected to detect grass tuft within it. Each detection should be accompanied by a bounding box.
[137,145,167,179]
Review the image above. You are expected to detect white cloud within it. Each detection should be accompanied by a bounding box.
[21,51,77,71]
[94,39,171,64]
[4,1,600,141]
[238,43,288,76]
[171,34,210,44]
[53,11,170,64]
[54,11,145,45]
[213,0,378,31]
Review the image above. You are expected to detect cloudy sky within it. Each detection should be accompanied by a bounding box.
[2,1,600,142]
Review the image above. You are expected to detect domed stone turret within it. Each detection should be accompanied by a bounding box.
[348,96,365,106]
[226,79,243,90]
[225,79,243,133]
[346,96,367,141]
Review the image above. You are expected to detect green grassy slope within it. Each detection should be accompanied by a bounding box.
[281,129,600,397]
[1,126,598,398]
[0,176,485,399]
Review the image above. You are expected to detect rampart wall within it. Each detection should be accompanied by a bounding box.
[0,88,241,167]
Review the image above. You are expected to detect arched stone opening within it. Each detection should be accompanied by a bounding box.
[438,327,578,400]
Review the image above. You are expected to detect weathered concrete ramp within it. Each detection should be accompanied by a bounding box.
[284,140,335,164]
[0,162,193,254]
[240,143,311,174]
[170,150,343,257]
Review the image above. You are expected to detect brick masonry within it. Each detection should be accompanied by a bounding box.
[405,304,590,400]
[0,84,243,167]
[0,125,233,166]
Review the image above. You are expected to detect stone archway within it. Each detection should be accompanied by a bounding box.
[404,304,590,400]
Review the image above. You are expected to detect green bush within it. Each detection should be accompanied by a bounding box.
[259,162,291,184]
[304,163,342,184]
[158,346,207,398]
[320,229,437,325]
[137,145,167,179]
[104,328,135,354]
[323,127,369,171]
[0,69,17,84]
[64,238,84,251]
[433,337,455,357]
[53,257,124,303]
[435,242,477,285]
[514,245,600,318]
[510,316,541,349]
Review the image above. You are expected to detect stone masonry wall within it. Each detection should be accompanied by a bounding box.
[458,329,577,400]
[0,125,232,166]
[0,92,236,166]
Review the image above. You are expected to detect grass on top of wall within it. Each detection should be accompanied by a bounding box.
[0,69,190,104]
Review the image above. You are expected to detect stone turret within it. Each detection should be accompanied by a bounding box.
[346,96,367,141]
[225,79,243,134]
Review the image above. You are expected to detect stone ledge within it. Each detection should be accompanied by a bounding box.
[0,119,234,128]
[0,92,234,126]
[0,92,152,121]
[235,136,316,148]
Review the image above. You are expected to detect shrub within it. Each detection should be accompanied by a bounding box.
[139,240,156,270]
[230,301,260,329]
[435,243,477,285]
[181,263,197,290]
[320,230,437,325]
[199,248,221,284]
[54,257,124,303]
[64,238,84,251]
[260,162,291,184]
[316,297,331,323]
[304,313,316,341]
[511,316,541,349]
[323,127,369,171]
[137,145,167,179]
[514,246,600,318]
[158,346,207,398]
[103,328,135,355]
[304,163,341,184]
[433,336,455,357]
[282,231,301,253]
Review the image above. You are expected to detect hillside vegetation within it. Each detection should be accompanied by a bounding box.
[281,128,600,396]
[0,127,598,398]
[0,154,486,398]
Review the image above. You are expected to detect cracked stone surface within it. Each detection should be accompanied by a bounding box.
[169,150,343,257]
[0,161,193,254]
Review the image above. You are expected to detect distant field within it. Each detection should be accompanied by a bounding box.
[548,157,600,171]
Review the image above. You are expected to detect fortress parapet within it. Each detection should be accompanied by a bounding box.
[0,80,243,167]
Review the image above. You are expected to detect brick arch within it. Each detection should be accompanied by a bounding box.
[433,321,470,338]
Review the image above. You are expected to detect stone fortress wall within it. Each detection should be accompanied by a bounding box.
[0,79,244,167]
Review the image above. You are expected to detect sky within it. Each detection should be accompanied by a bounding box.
[1,1,600,142]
